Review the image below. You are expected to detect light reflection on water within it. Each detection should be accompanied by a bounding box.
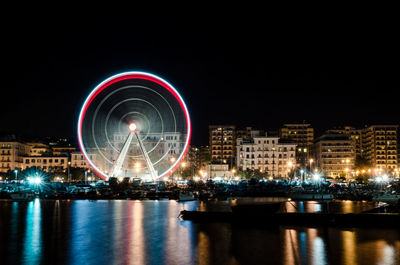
[0,199,399,265]
[22,198,42,265]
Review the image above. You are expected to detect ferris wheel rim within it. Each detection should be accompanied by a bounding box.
[77,71,191,180]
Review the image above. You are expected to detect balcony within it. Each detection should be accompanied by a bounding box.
[321,150,353,153]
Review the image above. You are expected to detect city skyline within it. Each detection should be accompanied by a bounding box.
[2,11,400,265]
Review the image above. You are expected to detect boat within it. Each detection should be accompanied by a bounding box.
[69,186,99,199]
[178,192,195,201]
[288,193,334,200]
[371,194,400,202]
[9,191,35,201]
[362,203,400,213]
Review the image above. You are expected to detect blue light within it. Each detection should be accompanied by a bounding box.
[29,177,42,185]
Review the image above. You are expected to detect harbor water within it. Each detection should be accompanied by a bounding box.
[0,199,399,265]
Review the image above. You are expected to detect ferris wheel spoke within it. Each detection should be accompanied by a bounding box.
[110,128,135,178]
[133,129,158,181]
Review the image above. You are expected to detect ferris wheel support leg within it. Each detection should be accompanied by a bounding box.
[110,131,135,179]
[134,131,158,181]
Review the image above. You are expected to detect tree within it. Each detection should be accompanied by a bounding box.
[2,170,15,180]
[239,169,266,180]
[69,167,86,181]
[181,167,193,179]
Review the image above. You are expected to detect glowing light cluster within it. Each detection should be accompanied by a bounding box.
[129,123,137,132]
[30,177,42,184]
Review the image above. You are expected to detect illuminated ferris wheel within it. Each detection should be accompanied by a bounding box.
[77,72,191,181]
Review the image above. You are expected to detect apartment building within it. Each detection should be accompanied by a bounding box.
[314,134,355,178]
[236,133,296,178]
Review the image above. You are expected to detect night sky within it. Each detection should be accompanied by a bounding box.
[2,13,398,146]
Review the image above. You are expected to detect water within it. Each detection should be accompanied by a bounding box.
[0,199,399,265]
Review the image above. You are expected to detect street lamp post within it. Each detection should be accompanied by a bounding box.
[300,169,304,185]
[231,168,236,181]
[287,161,293,180]
[67,161,71,184]
[14,169,18,181]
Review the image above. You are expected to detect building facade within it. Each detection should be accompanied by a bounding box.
[0,141,31,173]
[209,125,236,166]
[236,134,296,178]
[206,164,231,179]
[22,156,69,172]
[314,134,355,178]
[70,151,109,173]
[279,123,314,166]
[27,142,52,156]
[236,127,255,141]
[362,125,398,170]
[52,146,77,156]
[327,126,364,157]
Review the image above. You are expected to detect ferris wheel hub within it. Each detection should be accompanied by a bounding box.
[129,123,137,132]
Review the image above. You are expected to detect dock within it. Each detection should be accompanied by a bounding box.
[179,210,400,228]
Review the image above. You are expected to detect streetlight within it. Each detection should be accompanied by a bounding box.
[287,161,293,180]
[199,169,207,180]
[84,169,90,184]
[231,168,236,180]
[382,174,389,182]
[299,169,305,183]
[345,167,349,180]
[67,161,71,183]
[14,169,18,181]
[312,172,321,182]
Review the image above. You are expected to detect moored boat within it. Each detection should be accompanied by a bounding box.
[371,194,400,203]
[289,193,333,200]
[178,192,195,201]
[9,191,35,201]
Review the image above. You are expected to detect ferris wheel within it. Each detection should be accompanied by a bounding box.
[77,72,191,181]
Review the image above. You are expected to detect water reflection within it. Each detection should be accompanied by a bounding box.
[22,198,42,265]
[342,230,357,265]
[312,235,327,265]
[166,201,196,264]
[284,229,299,265]
[0,199,399,265]
[127,201,145,265]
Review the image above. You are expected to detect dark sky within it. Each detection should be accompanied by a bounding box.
[2,12,399,146]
